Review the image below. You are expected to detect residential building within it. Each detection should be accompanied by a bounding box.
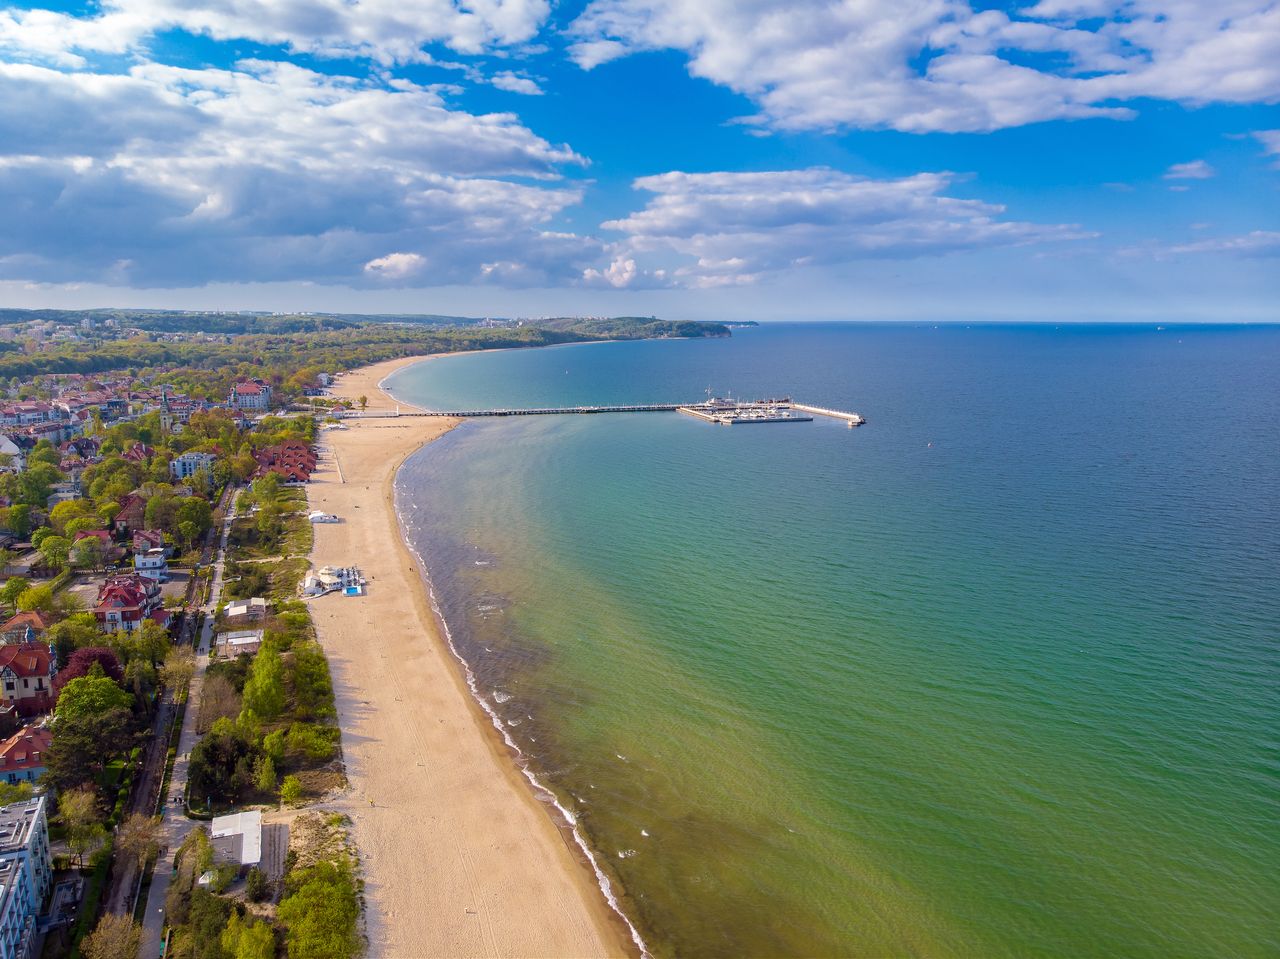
[0,648,53,718]
[92,574,168,633]
[132,529,166,553]
[121,443,154,464]
[170,451,217,481]
[252,442,316,483]
[113,492,147,533]
[0,796,53,959]
[133,547,168,582]
[0,615,52,647]
[0,728,51,787]
[228,380,272,411]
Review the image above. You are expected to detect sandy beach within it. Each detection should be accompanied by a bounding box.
[306,355,632,958]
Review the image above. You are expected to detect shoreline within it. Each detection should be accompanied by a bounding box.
[308,354,637,958]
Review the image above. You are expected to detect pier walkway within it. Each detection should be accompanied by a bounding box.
[344,400,864,425]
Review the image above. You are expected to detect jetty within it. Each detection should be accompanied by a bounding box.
[345,399,864,427]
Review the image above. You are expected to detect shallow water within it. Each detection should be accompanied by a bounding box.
[390,324,1280,958]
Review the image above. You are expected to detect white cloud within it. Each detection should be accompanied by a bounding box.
[568,0,1280,133]
[1256,129,1280,165]
[490,71,543,95]
[0,59,596,287]
[1164,160,1215,179]
[1167,230,1280,256]
[599,168,1092,287]
[582,255,640,287]
[0,0,552,65]
[364,252,427,278]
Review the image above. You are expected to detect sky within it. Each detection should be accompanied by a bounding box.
[0,0,1278,321]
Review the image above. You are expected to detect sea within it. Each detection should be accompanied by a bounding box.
[385,323,1279,959]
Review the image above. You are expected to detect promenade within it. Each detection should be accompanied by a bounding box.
[137,488,238,957]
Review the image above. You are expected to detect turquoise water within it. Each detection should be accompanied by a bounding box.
[388,324,1280,958]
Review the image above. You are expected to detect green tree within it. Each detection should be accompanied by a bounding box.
[16,584,54,613]
[176,496,213,539]
[290,642,335,721]
[279,775,303,805]
[18,463,62,506]
[0,576,29,610]
[0,781,32,806]
[43,706,136,792]
[55,673,134,721]
[28,440,60,467]
[160,647,196,703]
[5,503,32,538]
[244,867,270,904]
[241,645,285,720]
[64,516,104,539]
[222,912,275,959]
[70,536,105,571]
[143,492,179,531]
[37,534,71,570]
[49,498,96,534]
[277,859,360,959]
[254,755,277,793]
[56,786,106,867]
[127,619,172,667]
[46,613,101,666]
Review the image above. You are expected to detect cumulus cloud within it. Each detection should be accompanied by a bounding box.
[568,0,1280,133]
[0,0,551,65]
[1164,160,1215,179]
[364,252,427,278]
[598,168,1092,287]
[490,71,543,94]
[0,59,596,287]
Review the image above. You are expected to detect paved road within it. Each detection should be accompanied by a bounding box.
[137,487,238,958]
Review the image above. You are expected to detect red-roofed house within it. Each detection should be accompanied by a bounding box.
[0,611,54,645]
[122,442,155,463]
[132,529,166,552]
[114,492,147,533]
[252,442,317,483]
[0,725,52,785]
[0,645,55,716]
[93,573,168,633]
[229,379,273,411]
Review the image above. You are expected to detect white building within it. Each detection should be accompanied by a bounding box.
[228,380,272,411]
[0,797,52,959]
[133,548,169,582]
[0,438,21,474]
[210,811,262,869]
[170,451,217,480]
[223,598,267,624]
[307,511,339,524]
[214,630,264,658]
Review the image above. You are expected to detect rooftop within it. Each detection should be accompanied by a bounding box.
[0,796,45,853]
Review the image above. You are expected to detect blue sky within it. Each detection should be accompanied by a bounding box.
[1,0,1277,320]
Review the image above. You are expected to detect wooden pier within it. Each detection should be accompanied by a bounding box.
[345,400,864,425]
